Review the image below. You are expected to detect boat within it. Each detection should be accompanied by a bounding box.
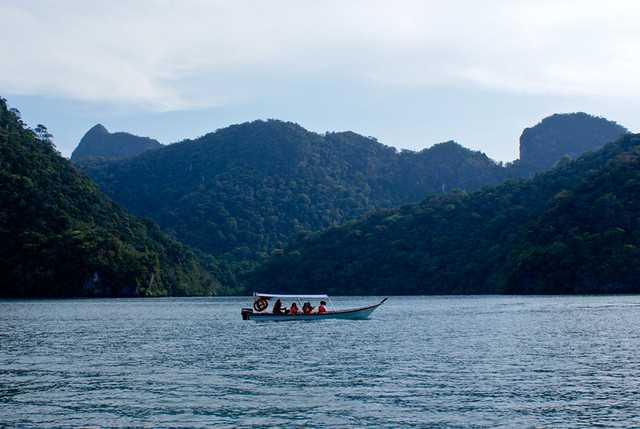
[241,293,388,321]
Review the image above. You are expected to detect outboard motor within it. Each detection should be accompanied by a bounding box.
[241,308,252,320]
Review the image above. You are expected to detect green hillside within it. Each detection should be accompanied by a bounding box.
[0,98,220,297]
[79,120,510,264]
[250,133,640,295]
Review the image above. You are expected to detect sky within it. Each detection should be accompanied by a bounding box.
[2,0,640,161]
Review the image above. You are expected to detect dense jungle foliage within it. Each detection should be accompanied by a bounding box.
[79,120,514,265]
[71,123,162,162]
[0,98,220,297]
[78,113,626,273]
[250,134,640,295]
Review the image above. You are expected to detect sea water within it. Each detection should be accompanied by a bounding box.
[1,296,640,428]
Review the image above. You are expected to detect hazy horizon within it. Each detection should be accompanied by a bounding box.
[3,0,640,160]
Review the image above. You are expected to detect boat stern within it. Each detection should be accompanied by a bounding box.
[241,308,253,320]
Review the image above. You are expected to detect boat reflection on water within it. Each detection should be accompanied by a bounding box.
[241,293,387,321]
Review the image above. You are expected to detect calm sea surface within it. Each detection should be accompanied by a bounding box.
[2,296,640,428]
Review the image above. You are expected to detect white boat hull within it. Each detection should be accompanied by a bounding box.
[242,298,387,322]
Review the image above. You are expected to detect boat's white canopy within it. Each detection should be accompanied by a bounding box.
[253,292,329,299]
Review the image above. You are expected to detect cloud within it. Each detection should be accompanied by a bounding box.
[1,0,639,111]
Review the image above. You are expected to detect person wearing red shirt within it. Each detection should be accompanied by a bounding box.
[318,300,327,314]
[289,302,299,315]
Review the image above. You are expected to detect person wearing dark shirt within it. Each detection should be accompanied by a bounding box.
[272,299,285,315]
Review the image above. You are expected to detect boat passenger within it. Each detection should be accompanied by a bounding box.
[302,302,314,314]
[289,302,299,315]
[272,299,285,315]
[318,300,327,314]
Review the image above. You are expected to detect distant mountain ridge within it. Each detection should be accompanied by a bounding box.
[78,119,511,264]
[70,124,162,161]
[519,112,627,170]
[75,112,629,277]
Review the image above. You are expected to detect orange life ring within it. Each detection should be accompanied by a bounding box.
[253,297,268,312]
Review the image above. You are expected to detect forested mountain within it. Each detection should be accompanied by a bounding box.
[0,98,220,297]
[250,133,640,295]
[70,124,162,162]
[519,113,627,170]
[79,120,511,263]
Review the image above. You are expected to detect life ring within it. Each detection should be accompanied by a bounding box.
[253,297,268,312]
